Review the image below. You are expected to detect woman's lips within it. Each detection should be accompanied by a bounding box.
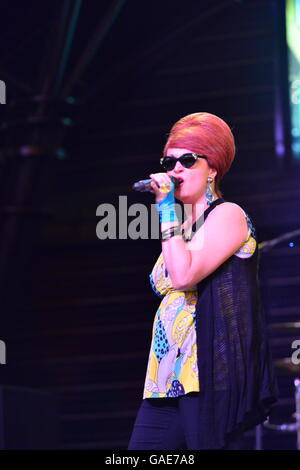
[175,178,184,186]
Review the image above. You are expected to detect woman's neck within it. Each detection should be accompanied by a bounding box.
[181,192,219,230]
[192,192,219,223]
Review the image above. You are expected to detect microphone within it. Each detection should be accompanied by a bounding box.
[132,175,180,192]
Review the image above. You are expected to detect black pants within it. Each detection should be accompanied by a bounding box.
[128,394,244,450]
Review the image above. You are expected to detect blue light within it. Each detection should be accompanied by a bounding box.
[56,148,67,160]
[289,242,295,247]
[296,0,300,27]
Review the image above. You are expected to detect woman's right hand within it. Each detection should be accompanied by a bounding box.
[149,172,175,203]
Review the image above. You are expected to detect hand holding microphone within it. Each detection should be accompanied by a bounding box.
[133,173,180,224]
[132,175,181,192]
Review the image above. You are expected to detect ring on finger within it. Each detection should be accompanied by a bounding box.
[160,182,172,193]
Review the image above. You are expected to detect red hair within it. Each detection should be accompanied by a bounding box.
[163,112,236,197]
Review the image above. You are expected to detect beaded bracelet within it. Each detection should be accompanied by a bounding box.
[161,224,182,241]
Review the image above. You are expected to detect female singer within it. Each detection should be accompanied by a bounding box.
[128,112,278,450]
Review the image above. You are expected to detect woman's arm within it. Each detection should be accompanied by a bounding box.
[161,202,249,290]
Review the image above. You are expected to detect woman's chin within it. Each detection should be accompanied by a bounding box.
[175,190,205,206]
[175,193,193,205]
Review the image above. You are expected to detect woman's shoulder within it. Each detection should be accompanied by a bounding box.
[211,200,248,220]
[207,200,250,241]
[216,200,257,242]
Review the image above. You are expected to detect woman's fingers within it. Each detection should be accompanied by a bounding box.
[149,176,160,189]
[149,173,174,202]
[149,181,158,193]
[149,173,172,189]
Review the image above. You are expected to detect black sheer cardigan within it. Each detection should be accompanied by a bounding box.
[188,198,278,449]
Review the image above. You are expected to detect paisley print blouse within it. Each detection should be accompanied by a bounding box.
[143,204,256,399]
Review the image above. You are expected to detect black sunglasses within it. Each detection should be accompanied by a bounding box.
[160,153,208,171]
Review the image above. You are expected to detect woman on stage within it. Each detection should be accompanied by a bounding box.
[128,112,278,450]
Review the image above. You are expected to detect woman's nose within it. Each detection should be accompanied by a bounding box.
[173,160,184,171]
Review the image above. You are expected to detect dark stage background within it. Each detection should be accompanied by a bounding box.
[0,0,299,450]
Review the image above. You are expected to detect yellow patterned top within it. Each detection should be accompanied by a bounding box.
[143,205,257,399]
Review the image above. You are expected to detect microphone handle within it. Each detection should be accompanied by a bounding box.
[132,175,180,192]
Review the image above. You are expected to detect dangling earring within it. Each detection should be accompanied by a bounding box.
[206,177,214,205]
